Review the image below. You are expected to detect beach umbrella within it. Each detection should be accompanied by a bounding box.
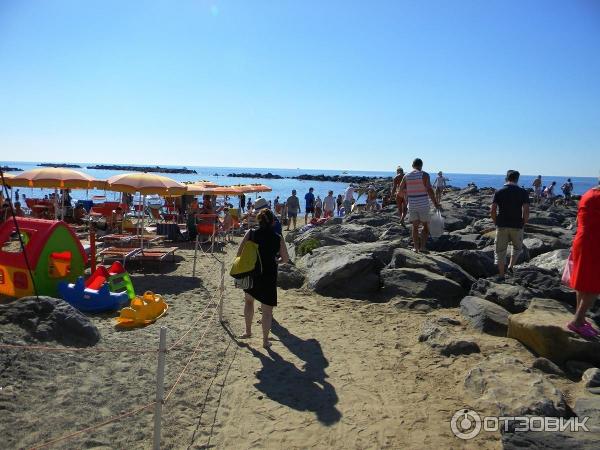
[186,185,245,196]
[183,180,218,187]
[237,184,272,193]
[105,173,187,196]
[105,173,187,251]
[0,173,14,185]
[4,167,105,219]
[5,167,103,189]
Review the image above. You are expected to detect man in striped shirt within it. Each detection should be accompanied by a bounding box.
[399,158,441,252]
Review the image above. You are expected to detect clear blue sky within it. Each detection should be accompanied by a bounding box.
[1,0,599,176]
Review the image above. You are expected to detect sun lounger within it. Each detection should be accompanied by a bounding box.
[98,247,141,267]
[134,246,178,263]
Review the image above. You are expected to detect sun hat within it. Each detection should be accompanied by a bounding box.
[254,198,269,210]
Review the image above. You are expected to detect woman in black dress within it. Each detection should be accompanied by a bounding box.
[237,208,289,348]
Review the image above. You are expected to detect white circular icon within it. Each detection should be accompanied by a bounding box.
[451,409,482,440]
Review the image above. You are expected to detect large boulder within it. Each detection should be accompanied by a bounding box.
[523,237,555,258]
[277,264,305,290]
[0,296,100,347]
[503,430,600,450]
[527,248,570,273]
[381,268,466,306]
[443,249,497,278]
[388,248,475,290]
[509,266,575,304]
[302,241,397,299]
[469,279,533,313]
[426,234,479,252]
[469,267,575,312]
[508,298,600,366]
[460,296,510,336]
[464,354,567,417]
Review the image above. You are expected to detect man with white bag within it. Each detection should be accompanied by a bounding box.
[399,158,442,253]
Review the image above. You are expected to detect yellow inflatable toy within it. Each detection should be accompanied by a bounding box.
[116,291,168,328]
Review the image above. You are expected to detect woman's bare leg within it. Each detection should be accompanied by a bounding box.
[571,292,598,327]
[241,293,254,338]
[261,304,273,348]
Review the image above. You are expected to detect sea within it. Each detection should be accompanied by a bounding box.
[1,160,598,204]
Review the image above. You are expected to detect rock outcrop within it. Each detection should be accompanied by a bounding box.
[508,298,600,366]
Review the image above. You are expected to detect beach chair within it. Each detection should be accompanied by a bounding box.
[134,246,178,271]
[195,213,218,253]
[98,247,141,268]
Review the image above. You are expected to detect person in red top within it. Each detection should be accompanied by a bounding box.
[567,183,600,338]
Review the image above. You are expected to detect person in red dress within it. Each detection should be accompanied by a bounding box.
[567,184,600,337]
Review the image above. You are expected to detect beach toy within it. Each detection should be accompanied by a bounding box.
[58,261,135,313]
[0,218,87,298]
[59,277,129,313]
[116,291,168,328]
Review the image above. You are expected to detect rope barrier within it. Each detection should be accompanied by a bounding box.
[168,292,218,351]
[29,401,156,450]
[11,243,232,449]
[0,343,157,353]
[164,305,219,403]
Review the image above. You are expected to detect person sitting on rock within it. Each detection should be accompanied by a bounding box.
[566,182,600,338]
[491,170,529,279]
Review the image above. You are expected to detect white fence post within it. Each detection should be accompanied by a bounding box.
[219,262,225,323]
[153,327,167,450]
[192,235,199,277]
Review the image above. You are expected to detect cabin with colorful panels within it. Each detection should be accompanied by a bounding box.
[0,218,87,298]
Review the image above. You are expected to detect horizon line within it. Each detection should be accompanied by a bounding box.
[1,159,598,180]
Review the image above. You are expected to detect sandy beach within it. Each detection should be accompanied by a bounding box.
[0,233,582,450]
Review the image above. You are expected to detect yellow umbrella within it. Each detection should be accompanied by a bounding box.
[187,185,245,196]
[237,184,272,193]
[105,173,186,195]
[183,180,218,187]
[0,173,14,186]
[105,173,187,250]
[5,167,103,189]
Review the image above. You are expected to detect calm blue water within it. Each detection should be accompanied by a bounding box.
[1,160,597,203]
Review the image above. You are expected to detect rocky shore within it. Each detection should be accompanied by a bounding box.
[0,165,23,172]
[227,172,284,179]
[38,163,82,168]
[86,164,197,174]
[226,171,392,184]
[280,185,600,448]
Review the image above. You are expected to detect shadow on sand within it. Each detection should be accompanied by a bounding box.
[234,319,341,425]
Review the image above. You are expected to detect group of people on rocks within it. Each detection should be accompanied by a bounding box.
[492,169,600,338]
[273,186,358,231]
[532,175,574,205]
[234,157,599,347]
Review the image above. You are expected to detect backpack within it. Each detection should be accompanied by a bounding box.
[230,230,262,289]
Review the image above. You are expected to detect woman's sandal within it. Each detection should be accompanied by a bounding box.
[567,322,597,338]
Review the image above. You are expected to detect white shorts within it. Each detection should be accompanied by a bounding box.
[409,206,430,223]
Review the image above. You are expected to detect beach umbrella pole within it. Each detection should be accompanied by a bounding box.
[153,326,167,450]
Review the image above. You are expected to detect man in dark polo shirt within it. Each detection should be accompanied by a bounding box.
[491,170,530,278]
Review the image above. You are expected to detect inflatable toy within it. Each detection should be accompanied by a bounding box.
[58,261,135,313]
[116,291,168,328]
[0,218,87,297]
